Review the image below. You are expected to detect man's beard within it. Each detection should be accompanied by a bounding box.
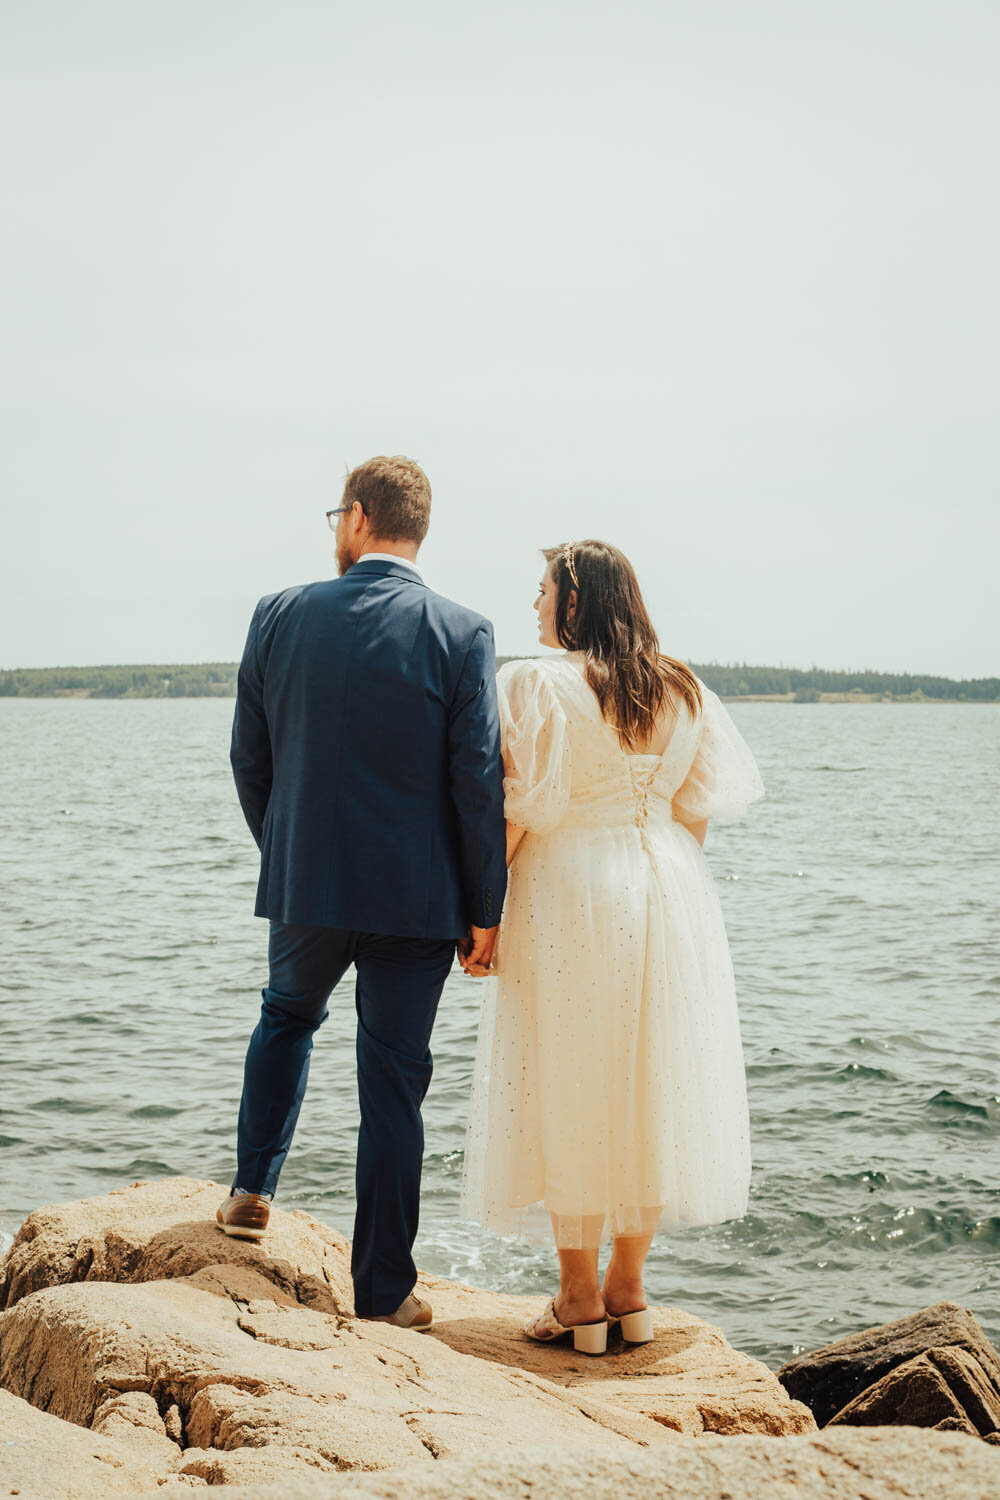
[336,542,354,577]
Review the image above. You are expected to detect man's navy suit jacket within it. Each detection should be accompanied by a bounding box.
[230,558,508,941]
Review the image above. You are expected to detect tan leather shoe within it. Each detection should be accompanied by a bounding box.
[215,1191,270,1241]
[368,1293,433,1330]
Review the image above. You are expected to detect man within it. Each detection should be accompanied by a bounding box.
[221,455,507,1330]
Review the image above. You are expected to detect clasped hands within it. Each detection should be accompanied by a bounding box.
[457,924,499,978]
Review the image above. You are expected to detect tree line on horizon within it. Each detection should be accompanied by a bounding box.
[1,660,998,701]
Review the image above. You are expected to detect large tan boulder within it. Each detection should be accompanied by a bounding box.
[778,1301,1000,1427]
[123,1429,1000,1500]
[420,1271,815,1436]
[0,1268,675,1484]
[0,1177,354,1316]
[0,1388,174,1498]
[0,1177,813,1442]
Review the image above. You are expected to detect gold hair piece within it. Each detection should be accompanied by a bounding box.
[562,543,580,589]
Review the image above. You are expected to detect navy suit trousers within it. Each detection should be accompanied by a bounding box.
[234,922,455,1317]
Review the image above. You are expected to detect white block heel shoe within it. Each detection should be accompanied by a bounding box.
[617,1308,654,1344]
[523,1298,609,1356]
[570,1319,609,1355]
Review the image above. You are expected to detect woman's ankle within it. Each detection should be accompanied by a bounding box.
[601,1274,646,1315]
[555,1280,605,1320]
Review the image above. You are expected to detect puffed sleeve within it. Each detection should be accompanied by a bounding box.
[497,659,572,834]
[672,684,764,824]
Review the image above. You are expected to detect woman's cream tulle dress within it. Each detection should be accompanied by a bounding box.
[460,653,765,1249]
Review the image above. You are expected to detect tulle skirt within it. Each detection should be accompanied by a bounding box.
[460,815,752,1248]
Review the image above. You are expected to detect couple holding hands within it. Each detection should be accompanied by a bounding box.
[221,455,763,1355]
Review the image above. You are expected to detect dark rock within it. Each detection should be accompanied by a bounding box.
[778,1301,1000,1427]
[827,1346,1000,1436]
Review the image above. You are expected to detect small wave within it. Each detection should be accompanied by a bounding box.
[846,1204,1000,1251]
[425,1148,464,1174]
[729,1199,1000,1256]
[883,1031,941,1053]
[818,1169,892,1192]
[92,1157,183,1178]
[748,1060,897,1084]
[33,1096,105,1115]
[810,765,867,773]
[0,1231,14,1260]
[927,1089,992,1120]
[838,1063,897,1082]
[968,1217,1000,1243]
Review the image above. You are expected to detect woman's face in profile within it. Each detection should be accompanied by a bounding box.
[534,565,559,648]
[535,564,573,650]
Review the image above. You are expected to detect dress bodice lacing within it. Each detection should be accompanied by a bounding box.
[626,754,664,852]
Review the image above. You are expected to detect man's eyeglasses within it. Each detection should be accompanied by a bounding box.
[326,502,368,531]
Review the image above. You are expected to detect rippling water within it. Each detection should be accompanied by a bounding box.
[1,698,998,1367]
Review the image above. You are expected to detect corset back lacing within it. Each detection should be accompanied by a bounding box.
[627,761,657,856]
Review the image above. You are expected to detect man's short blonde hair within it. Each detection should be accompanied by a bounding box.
[343,456,431,544]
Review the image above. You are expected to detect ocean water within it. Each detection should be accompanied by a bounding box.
[1,697,998,1369]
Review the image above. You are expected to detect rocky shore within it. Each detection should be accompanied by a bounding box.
[1,1178,998,1498]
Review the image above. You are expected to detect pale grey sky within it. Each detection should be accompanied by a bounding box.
[1,1,997,676]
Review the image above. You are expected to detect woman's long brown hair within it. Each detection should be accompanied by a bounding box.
[543,540,702,749]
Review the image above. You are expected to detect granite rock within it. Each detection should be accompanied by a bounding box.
[122,1429,1000,1500]
[420,1270,815,1435]
[0,1388,174,1498]
[0,1176,353,1317]
[778,1300,1000,1427]
[0,1178,813,1442]
[826,1345,1000,1436]
[1,1194,995,1500]
[0,1269,675,1482]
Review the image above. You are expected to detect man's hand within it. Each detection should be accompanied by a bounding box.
[458,924,499,977]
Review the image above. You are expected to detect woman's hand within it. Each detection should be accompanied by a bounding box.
[460,821,523,976]
[458,924,499,977]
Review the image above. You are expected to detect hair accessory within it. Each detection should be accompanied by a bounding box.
[562,543,580,590]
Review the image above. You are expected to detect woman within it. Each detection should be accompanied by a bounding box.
[460,540,764,1355]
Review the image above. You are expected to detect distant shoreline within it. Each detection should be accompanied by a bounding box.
[2,689,995,706]
[3,694,990,705]
[2,659,998,703]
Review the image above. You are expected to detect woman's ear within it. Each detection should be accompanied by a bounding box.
[567,589,578,620]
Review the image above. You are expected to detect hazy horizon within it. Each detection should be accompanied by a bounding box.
[2,2,997,677]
